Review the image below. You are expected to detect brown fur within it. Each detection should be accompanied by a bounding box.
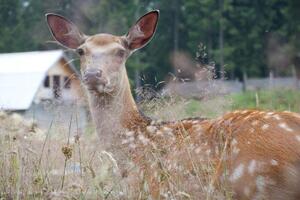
[121,110,300,199]
[86,34,122,47]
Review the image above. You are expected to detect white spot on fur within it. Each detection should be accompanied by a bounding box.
[229,164,244,182]
[273,114,281,120]
[244,115,251,121]
[266,112,274,116]
[278,122,293,132]
[138,134,150,145]
[156,130,163,136]
[241,110,249,114]
[146,126,157,133]
[231,139,238,146]
[194,147,201,154]
[125,131,134,137]
[192,120,199,124]
[233,146,240,155]
[248,160,256,175]
[256,176,265,192]
[251,120,259,126]
[261,124,269,130]
[250,111,259,115]
[295,135,300,142]
[270,159,278,166]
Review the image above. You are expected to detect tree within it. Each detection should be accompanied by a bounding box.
[282,0,300,79]
[0,0,299,84]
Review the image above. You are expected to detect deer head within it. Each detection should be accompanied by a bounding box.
[46,10,159,95]
[46,11,159,139]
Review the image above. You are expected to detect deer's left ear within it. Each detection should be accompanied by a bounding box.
[126,10,159,50]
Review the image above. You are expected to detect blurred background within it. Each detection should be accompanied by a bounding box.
[0,0,300,128]
[1,0,300,80]
[1,1,300,198]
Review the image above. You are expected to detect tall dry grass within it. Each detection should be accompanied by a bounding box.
[0,96,233,200]
[0,111,126,199]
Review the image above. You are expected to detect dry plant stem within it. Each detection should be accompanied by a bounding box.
[38,119,54,167]
[75,110,83,178]
[150,151,175,190]
[209,137,229,189]
[16,147,22,200]
[61,114,73,190]
[255,92,259,107]
[178,123,204,189]
[104,187,114,199]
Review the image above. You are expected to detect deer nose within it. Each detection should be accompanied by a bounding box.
[83,68,107,86]
[85,68,102,77]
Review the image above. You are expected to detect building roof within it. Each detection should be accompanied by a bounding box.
[0,50,76,110]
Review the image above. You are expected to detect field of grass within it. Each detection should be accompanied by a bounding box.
[184,89,300,118]
[1,89,300,199]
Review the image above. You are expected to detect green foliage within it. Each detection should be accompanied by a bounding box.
[0,0,36,52]
[0,0,299,84]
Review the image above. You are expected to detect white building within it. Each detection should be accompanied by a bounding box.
[0,50,86,129]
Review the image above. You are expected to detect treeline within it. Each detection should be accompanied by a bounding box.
[0,0,299,84]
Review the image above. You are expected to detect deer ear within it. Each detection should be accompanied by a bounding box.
[46,13,85,49]
[126,10,159,50]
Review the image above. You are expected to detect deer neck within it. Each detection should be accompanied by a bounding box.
[87,68,149,138]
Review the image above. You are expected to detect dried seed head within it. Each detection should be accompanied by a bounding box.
[33,175,43,185]
[62,145,73,160]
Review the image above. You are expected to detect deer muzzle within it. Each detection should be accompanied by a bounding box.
[83,68,108,91]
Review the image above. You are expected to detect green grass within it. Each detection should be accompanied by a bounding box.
[230,89,300,112]
[184,89,300,118]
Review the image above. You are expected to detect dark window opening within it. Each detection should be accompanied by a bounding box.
[64,76,71,89]
[44,76,50,88]
[53,75,61,98]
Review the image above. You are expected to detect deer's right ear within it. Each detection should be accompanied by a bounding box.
[125,10,159,51]
[46,13,85,49]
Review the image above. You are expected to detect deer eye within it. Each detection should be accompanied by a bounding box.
[76,48,84,56]
[116,49,125,57]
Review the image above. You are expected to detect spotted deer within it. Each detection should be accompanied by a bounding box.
[46,11,300,199]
